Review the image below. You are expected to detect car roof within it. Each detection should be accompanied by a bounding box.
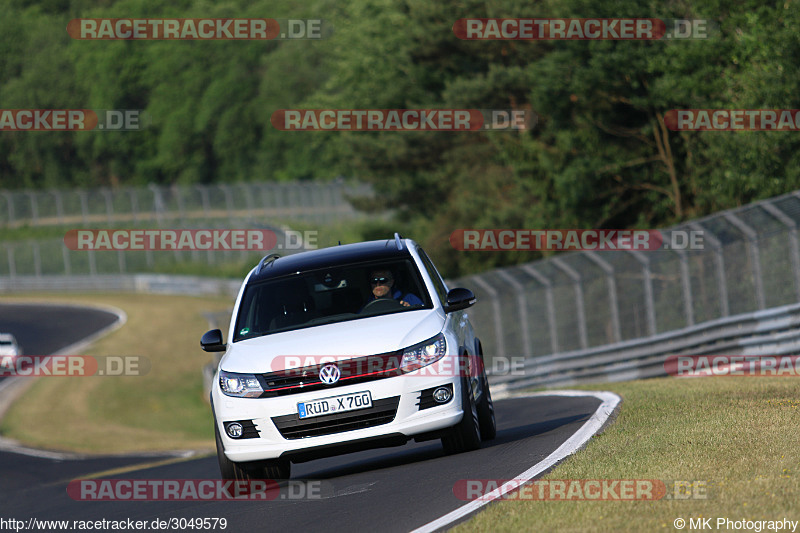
[248,239,415,283]
[0,333,16,342]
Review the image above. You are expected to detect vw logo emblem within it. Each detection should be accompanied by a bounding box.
[319,364,341,385]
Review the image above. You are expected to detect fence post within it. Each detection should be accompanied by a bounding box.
[62,245,71,275]
[690,222,729,317]
[2,192,14,226]
[54,190,64,224]
[519,264,559,354]
[101,188,113,224]
[761,201,800,302]
[32,241,41,277]
[6,246,15,277]
[552,257,588,349]
[724,212,765,309]
[129,188,139,223]
[28,192,39,226]
[496,269,532,359]
[149,184,165,226]
[628,250,657,336]
[79,190,89,225]
[585,251,622,344]
[470,275,506,359]
[673,247,695,327]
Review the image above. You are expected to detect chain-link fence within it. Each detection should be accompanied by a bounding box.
[452,190,800,367]
[0,180,372,228]
[3,182,800,368]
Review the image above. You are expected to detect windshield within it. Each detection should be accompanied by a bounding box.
[233,258,432,341]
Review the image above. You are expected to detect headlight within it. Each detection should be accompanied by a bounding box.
[219,371,264,398]
[401,333,447,372]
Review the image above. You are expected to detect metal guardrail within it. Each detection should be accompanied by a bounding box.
[488,302,800,393]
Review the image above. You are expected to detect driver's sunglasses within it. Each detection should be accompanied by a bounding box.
[370,277,392,286]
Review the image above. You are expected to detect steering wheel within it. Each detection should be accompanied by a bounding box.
[361,298,404,313]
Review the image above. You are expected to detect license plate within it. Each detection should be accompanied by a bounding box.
[297,391,373,419]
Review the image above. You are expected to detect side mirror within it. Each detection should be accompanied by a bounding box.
[443,288,476,313]
[201,329,226,352]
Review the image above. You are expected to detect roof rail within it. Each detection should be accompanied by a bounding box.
[258,253,281,272]
[394,233,404,250]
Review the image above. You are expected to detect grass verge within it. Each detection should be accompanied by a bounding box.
[0,292,231,453]
[456,378,799,532]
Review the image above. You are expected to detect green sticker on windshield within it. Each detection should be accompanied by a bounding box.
[239,327,250,336]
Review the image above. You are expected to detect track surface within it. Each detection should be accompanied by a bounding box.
[0,303,603,532]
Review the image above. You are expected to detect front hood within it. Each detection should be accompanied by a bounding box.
[221,309,443,374]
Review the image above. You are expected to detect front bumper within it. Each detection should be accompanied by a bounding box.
[213,371,464,462]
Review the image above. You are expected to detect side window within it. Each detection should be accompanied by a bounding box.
[417,247,448,305]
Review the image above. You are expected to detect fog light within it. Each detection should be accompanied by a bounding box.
[433,386,452,403]
[226,422,243,438]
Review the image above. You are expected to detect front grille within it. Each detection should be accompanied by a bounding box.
[271,396,400,439]
[258,352,405,398]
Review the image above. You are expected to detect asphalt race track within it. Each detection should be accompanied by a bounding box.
[0,302,120,361]
[0,304,606,532]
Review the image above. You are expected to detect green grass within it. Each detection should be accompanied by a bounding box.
[456,378,800,532]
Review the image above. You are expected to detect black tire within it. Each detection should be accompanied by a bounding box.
[476,359,497,440]
[215,423,291,481]
[441,376,482,454]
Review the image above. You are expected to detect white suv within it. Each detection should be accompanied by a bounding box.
[201,235,495,480]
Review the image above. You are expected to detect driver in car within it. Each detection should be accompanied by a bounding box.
[367,269,423,307]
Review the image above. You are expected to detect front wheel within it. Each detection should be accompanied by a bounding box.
[215,423,291,481]
[476,354,497,440]
[441,376,482,454]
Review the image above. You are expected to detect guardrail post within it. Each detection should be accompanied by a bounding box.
[628,250,657,336]
[724,212,765,309]
[496,269,532,359]
[761,201,800,302]
[585,251,622,343]
[470,275,506,359]
[690,222,729,317]
[520,264,559,354]
[552,257,588,349]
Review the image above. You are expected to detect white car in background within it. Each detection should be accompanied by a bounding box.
[201,235,495,481]
[0,333,22,360]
